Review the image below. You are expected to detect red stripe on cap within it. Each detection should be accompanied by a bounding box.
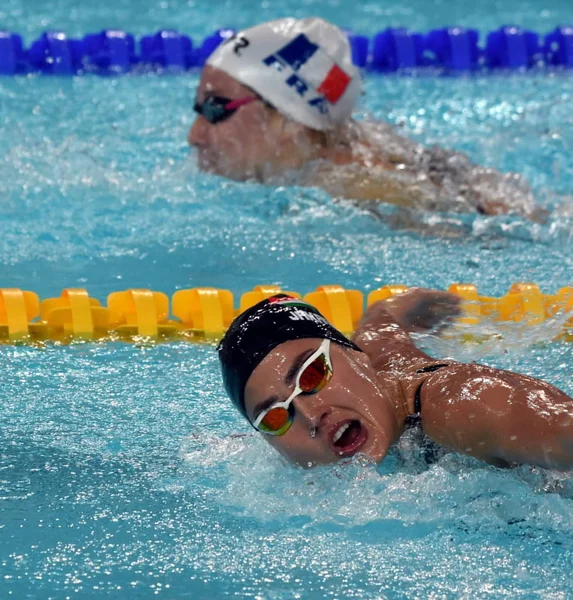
[268,295,297,303]
[316,65,351,104]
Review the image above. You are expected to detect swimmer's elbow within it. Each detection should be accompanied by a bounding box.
[477,199,550,223]
[475,198,511,216]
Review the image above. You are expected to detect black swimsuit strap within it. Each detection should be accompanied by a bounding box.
[412,363,450,414]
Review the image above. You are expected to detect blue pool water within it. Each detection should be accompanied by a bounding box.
[1,0,573,598]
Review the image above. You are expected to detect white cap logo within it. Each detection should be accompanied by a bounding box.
[207,18,361,131]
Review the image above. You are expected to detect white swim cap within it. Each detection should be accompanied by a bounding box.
[206,17,361,131]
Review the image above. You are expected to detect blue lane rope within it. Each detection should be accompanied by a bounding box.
[0,25,572,75]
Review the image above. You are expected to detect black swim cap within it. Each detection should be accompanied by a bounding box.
[218,294,362,420]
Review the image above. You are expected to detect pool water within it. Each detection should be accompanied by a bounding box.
[1,0,573,598]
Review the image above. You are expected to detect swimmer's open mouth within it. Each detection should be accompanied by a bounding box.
[329,420,368,458]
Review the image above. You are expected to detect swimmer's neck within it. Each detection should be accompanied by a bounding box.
[369,374,434,466]
[373,374,413,447]
[256,128,396,180]
[377,365,444,436]
[364,379,413,465]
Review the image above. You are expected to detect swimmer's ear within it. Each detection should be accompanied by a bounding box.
[278,116,303,136]
[262,110,289,136]
[263,114,298,142]
[282,119,324,149]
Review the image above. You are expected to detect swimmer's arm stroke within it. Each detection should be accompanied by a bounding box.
[420,364,573,470]
[352,288,461,372]
[353,288,573,470]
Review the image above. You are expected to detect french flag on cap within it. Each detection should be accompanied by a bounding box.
[270,34,351,104]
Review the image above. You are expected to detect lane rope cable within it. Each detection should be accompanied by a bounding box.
[1,26,572,75]
[0,282,571,343]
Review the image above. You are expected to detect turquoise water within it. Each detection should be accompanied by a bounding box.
[1,1,573,598]
[2,0,573,41]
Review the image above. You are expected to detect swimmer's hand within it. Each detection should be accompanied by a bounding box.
[383,288,461,333]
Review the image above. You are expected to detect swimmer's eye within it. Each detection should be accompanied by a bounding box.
[258,406,292,434]
[298,354,332,395]
[193,95,258,125]
[251,340,333,436]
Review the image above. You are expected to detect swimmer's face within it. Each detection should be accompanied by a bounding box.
[243,338,402,467]
[188,67,317,181]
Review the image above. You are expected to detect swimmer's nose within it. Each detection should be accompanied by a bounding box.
[188,116,208,147]
[294,396,331,431]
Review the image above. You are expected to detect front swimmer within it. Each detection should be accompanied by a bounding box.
[218,291,573,469]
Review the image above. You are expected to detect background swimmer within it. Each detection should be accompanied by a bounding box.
[189,17,540,218]
[218,292,573,470]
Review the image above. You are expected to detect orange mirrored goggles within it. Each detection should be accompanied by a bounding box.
[252,339,333,436]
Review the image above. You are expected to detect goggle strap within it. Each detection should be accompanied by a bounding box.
[225,96,256,110]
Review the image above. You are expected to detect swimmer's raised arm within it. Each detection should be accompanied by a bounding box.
[354,289,573,469]
[352,288,461,372]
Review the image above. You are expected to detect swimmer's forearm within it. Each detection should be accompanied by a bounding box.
[355,300,402,332]
[353,289,460,371]
[354,289,460,337]
[352,301,431,371]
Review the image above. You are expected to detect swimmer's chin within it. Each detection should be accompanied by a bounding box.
[356,434,392,465]
[300,451,384,470]
[196,158,256,183]
[195,153,293,184]
[290,445,388,470]
[196,155,222,176]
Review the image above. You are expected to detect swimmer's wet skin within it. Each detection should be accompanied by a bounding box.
[218,291,573,470]
[189,17,540,218]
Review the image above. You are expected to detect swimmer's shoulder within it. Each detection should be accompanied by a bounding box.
[418,362,573,468]
[305,153,439,208]
[410,362,509,462]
